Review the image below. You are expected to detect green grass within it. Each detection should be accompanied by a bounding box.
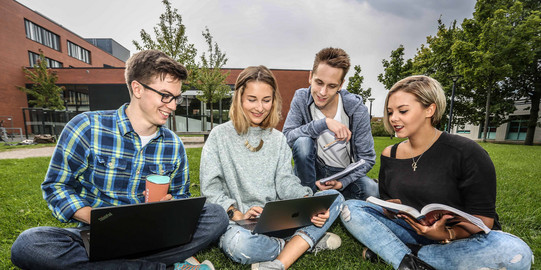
[0,137,538,269]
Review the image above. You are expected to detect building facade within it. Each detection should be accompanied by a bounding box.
[0,0,127,136]
[451,98,541,144]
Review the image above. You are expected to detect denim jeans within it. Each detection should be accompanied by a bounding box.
[292,137,378,200]
[11,203,229,270]
[341,200,533,270]
[219,190,344,264]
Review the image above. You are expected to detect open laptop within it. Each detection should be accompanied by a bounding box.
[80,196,206,261]
[235,193,338,236]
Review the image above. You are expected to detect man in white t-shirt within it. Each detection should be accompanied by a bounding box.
[283,47,378,200]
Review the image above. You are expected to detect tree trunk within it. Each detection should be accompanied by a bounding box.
[524,87,540,145]
[482,86,492,142]
[210,103,214,130]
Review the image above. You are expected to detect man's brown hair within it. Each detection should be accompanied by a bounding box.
[312,47,351,83]
[124,50,187,95]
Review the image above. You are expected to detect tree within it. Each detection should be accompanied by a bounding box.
[133,0,197,73]
[453,0,527,141]
[193,27,230,129]
[17,51,65,110]
[377,45,413,90]
[346,65,372,103]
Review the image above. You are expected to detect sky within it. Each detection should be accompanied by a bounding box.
[16,0,476,117]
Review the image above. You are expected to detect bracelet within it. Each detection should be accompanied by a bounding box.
[440,227,456,244]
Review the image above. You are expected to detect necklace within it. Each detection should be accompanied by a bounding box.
[410,129,438,172]
[245,139,264,152]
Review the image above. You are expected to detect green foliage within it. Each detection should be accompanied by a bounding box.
[2,139,539,269]
[377,45,413,90]
[17,51,65,110]
[346,65,372,103]
[132,0,198,84]
[193,27,230,129]
[371,121,389,137]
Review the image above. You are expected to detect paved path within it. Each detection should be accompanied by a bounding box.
[0,137,205,160]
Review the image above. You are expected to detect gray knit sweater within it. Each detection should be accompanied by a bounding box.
[200,121,313,213]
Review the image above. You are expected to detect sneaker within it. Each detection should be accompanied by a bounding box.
[311,232,342,253]
[251,259,285,270]
[174,257,214,270]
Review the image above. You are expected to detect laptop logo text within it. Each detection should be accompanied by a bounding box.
[98,212,113,222]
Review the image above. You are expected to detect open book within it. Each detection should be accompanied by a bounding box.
[318,159,365,184]
[366,196,491,234]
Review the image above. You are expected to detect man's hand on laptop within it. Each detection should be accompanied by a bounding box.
[316,179,343,191]
[74,206,92,224]
[311,209,330,227]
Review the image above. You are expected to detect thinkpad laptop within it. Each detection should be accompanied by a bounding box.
[235,193,338,236]
[80,196,206,261]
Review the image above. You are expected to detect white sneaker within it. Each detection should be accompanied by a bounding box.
[311,232,342,253]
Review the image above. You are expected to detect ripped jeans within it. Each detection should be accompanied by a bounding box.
[219,190,344,264]
[340,200,533,270]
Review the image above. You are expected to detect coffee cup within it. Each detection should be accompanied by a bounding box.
[145,175,170,202]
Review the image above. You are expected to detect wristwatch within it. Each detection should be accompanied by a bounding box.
[227,207,238,219]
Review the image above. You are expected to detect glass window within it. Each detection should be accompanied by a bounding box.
[28,51,63,68]
[67,41,91,64]
[24,19,60,51]
[506,115,529,141]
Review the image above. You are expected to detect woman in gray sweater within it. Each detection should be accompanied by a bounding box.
[200,66,344,270]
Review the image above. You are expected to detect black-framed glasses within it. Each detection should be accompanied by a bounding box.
[136,81,183,105]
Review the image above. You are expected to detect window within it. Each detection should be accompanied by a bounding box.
[506,115,529,141]
[24,19,60,51]
[67,41,91,64]
[28,51,63,68]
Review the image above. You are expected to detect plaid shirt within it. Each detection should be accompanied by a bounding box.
[42,104,190,223]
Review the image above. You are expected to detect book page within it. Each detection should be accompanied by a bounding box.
[366,196,422,218]
[318,159,365,184]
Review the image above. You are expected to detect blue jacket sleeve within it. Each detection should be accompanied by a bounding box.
[283,90,327,147]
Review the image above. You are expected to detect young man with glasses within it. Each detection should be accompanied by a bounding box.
[11,50,228,270]
[283,47,378,201]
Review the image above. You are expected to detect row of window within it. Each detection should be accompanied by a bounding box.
[24,19,91,64]
[28,51,63,68]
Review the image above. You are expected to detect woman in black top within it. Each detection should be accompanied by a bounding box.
[340,75,532,269]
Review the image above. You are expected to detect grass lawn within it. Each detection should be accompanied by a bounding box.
[0,143,56,153]
[0,137,539,269]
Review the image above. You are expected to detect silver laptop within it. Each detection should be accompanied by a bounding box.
[235,193,338,236]
[80,196,206,261]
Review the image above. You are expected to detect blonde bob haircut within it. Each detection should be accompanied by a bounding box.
[229,65,282,134]
[383,75,446,135]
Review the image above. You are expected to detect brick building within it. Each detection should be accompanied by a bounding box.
[1,0,310,136]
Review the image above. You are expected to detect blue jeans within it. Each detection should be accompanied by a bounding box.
[219,190,344,264]
[11,203,228,270]
[292,137,378,200]
[341,200,533,270]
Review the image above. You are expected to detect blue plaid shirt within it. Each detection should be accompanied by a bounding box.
[42,104,190,223]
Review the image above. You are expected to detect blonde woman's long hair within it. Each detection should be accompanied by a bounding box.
[229,65,282,134]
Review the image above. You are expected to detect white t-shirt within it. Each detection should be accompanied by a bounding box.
[139,131,158,147]
[310,95,351,168]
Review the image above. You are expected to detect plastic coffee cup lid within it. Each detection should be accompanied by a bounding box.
[146,175,170,184]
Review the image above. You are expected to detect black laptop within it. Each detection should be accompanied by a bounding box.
[80,196,206,261]
[235,193,338,236]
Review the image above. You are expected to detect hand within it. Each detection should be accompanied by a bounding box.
[240,206,263,220]
[142,191,173,202]
[381,199,402,219]
[73,206,92,224]
[311,209,330,227]
[326,118,351,142]
[315,180,343,190]
[398,213,455,241]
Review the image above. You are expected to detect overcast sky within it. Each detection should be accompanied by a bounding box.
[17,0,476,117]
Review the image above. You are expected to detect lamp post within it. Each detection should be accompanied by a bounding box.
[446,75,462,133]
[367,97,375,119]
